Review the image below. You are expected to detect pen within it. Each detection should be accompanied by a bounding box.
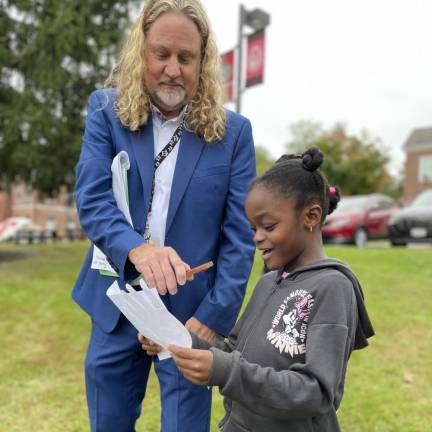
[129,261,215,292]
[186,261,214,279]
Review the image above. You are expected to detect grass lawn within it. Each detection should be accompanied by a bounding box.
[0,241,431,431]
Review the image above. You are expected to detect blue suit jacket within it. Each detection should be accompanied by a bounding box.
[72,89,256,335]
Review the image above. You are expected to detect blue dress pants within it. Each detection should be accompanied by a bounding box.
[85,315,212,432]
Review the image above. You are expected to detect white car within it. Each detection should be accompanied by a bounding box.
[0,217,39,242]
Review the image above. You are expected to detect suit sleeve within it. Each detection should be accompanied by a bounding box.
[193,118,256,336]
[75,90,144,281]
[207,276,356,419]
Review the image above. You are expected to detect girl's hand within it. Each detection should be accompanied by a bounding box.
[138,333,162,356]
[169,344,214,386]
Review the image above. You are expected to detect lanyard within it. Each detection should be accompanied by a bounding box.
[144,119,185,242]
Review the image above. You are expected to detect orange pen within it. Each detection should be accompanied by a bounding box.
[185,261,214,279]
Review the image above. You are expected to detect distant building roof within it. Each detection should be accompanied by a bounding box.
[404,127,432,150]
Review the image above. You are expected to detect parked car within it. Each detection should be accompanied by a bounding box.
[0,216,46,244]
[0,217,32,242]
[322,194,397,247]
[388,189,432,246]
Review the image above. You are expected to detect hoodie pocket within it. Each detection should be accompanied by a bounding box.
[220,401,252,432]
[222,417,251,432]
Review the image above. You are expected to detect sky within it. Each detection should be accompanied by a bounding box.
[201,0,432,175]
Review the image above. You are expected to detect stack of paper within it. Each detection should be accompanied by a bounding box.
[107,279,192,360]
[92,151,133,276]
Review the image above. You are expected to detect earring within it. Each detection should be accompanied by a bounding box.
[309,226,313,233]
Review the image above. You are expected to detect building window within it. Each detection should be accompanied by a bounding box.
[24,184,33,204]
[14,185,21,201]
[418,155,432,183]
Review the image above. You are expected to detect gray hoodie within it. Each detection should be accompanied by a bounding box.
[192,259,374,432]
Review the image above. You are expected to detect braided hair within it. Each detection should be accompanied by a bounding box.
[250,147,340,224]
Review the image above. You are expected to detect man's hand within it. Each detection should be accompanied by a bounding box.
[169,345,214,386]
[128,243,192,295]
[185,317,219,343]
[138,333,163,356]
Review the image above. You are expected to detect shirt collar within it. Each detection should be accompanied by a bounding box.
[150,104,188,126]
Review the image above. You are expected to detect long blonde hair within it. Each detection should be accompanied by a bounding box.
[106,0,226,142]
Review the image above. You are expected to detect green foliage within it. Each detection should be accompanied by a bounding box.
[255,145,275,175]
[0,242,431,431]
[316,126,391,195]
[285,121,401,197]
[380,167,404,201]
[286,119,323,154]
[0,0,140,195]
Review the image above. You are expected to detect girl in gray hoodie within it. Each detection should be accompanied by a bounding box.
[141,147,374,432]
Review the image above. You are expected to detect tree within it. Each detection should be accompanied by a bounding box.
[255,145,275,175]
[285,121,400,197]
[0,0,140,196]
[285,119,322,154]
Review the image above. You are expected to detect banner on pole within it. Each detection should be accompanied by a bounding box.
[221,49,235,102]
[246,29,265,88]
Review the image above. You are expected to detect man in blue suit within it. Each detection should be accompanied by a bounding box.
[72,1,256,431]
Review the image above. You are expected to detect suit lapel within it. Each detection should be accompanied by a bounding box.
[129,117,154,218]
[166,129,205,234]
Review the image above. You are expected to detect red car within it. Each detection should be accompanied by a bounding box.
[322,194,397,247]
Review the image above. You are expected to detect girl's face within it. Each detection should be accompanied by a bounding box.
[245,185,311,272]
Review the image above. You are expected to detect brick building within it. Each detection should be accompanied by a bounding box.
[403,127,432,203]
[0,191,12,221]
[0,182,81,237]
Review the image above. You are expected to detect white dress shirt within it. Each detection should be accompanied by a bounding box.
[147,104,187,247]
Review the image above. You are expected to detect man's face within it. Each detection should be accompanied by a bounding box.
[144,11,202,118]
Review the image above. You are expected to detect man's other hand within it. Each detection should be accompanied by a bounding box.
[185,317,219,343]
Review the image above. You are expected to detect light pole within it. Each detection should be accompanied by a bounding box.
[235,5,271,114]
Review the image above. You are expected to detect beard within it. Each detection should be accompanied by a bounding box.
[153,85,186,111]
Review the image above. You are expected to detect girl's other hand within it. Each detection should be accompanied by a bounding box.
[138,333,162,356]
[169,344,214,386]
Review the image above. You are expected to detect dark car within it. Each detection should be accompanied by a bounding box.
[322,194,397,247]
[388,189,432,246]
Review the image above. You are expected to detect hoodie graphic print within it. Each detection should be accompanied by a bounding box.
[266,289,315,358]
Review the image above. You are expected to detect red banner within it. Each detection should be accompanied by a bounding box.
[246,30,265,88]
[221,50,235,102]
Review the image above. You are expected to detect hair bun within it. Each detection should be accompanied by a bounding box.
[302,147,323,172]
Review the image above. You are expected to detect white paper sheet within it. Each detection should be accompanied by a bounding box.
[91,151,134,275]
[106,279,192,360]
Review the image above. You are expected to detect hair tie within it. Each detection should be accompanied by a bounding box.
[329,186,337,196]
